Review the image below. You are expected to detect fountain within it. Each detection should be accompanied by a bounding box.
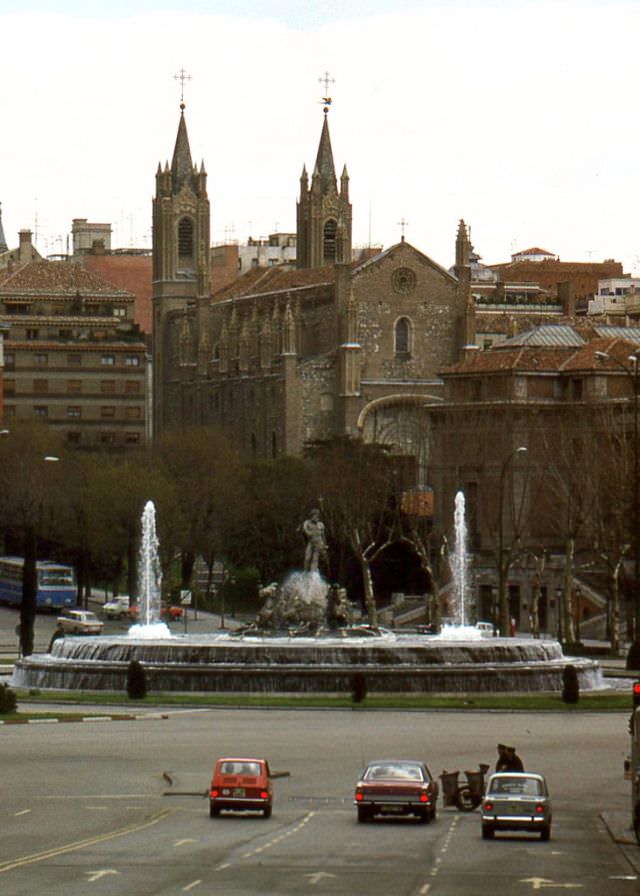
[439,491,481,641]
[127,501,171,640]
[11,501,603,695]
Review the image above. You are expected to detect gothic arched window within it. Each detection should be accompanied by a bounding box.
[178,217,194,261]
[323,219,337,263]
[395,317,411,358]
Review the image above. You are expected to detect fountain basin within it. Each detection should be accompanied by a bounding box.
[10,633,603,694]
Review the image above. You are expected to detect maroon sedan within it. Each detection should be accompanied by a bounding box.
[354,759,439,823]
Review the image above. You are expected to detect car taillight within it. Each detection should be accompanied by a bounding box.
[484,801,493,812]
[536,804,544,814]
[260,791,269,800]
[419,793,429,803]
[355,790,363,801]
[210,789,219,798]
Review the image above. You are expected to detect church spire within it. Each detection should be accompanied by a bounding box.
[171,107,194,192]
[0,203,8,254]
[296,74,352,269]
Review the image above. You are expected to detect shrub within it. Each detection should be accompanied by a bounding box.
[127,660,147,699]
[351,673,367,704]
[561,664,580,704]
[0,683,17,714]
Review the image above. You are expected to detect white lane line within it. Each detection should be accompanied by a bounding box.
[242,811,315,859]
[14,810,31,817]
[182,880,202,891]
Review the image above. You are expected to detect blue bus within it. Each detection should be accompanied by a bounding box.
[0,556,77,611]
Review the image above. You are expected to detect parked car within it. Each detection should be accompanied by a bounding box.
[475,621,494,638]
[354,759,439,823]
[481,772,552,840]
[103,596,130,619]
[209,757,273,818]
[56,609,104,635]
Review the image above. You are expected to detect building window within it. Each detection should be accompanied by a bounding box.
[34,353,48,366]
[101,354,115,366]
[67,379,82,393]
[394,317,411,358]
[571,378,583,400]
[101,380,116,393]
[323,219,337,263]
[113,307,126,318]
[125,380,140,394]
[125,432,140,445]
[178,217,194,259]
[125,407,141,419]
[33,379,48,393]
[100,406,116,418]
[4,352,15,370]
[33,406,48,417]
[100,432,116,445]
[4,405,15,418]
[67,432,81,444]
[67,353,81,366]
[67,406,81,418]
[125,356,140,367]
[26,328,39,340]
[4,379,15,395]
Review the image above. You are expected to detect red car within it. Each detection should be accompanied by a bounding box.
[209,757,273,818]
[127,603,183,621]
[354,759,439,823]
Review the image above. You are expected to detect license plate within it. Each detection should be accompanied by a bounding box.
[233,788,245,797]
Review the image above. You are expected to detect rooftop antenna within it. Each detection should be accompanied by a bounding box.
[585,248,598,260]
[318,70,335,114]
[174,67,192,108]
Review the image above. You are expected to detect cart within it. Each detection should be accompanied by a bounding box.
[440,763,490,811]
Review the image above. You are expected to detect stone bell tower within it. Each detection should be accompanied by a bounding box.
[296,89,352,269]
[152,94,210,438]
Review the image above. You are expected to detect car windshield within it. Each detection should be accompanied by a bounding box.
[364,763,424,782]
[490,776,543,796]
[220,761,262,776]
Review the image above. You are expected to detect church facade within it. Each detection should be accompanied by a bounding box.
[152,103,474,485]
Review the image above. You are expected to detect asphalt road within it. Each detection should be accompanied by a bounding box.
[1,708,638,895]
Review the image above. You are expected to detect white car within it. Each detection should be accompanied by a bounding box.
[56,609,104,635]
[103,596,130,619]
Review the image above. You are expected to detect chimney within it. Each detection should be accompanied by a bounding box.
[557,281,575,318]
[18,230,33,265]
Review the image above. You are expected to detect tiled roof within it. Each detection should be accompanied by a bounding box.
[443,346,576,375]
[513,247,555,256]
[212,264,338,302]
[0,261,132,297]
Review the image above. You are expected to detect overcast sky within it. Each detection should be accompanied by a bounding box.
[2,0,639,273]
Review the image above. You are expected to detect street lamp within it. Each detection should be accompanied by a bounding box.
[497,445,527,637]
[595,349,640,656]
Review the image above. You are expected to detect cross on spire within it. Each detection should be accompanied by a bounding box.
[318,70,335,113]
[398,218,409,241]
[174,68,192,108]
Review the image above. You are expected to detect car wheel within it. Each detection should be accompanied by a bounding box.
[430,804,437,821]
[419,809,430,824]
[481,825,494,840]
[263,805,272,819]
[540,825,551,841]
[357,806,371,823]
[209,803,220,818]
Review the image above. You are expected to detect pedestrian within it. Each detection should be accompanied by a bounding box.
[505,746,524,771]
[495,743,509,771]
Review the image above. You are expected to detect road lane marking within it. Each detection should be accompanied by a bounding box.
[183,880,202,891]
[0,808,171,874]
[14,809,30,817]
[174,838,196,847]
[419,886,431,895]
[305,871,336,885]
[86,870,119,883]
[242,810,315,859]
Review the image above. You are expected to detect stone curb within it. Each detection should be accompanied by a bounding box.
[0,712,169,725]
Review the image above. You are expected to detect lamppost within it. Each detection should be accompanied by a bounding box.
[497,445,527,638]
[595,348,640,654]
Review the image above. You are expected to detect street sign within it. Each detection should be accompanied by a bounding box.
[180,590,192,606]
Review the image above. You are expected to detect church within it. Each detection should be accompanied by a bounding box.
[152,99,475,485]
